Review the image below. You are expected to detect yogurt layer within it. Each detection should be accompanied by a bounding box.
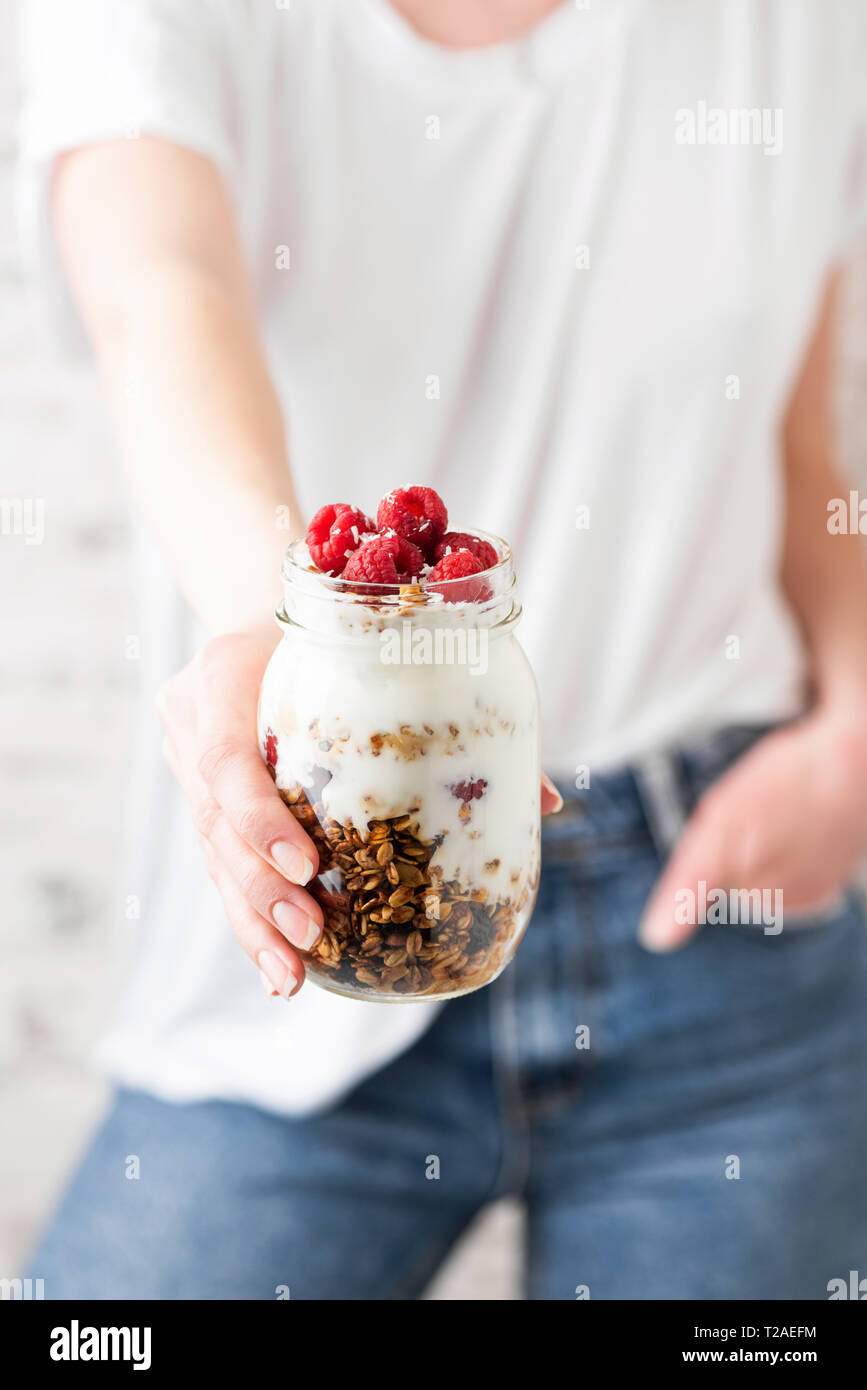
[259,621,540,904]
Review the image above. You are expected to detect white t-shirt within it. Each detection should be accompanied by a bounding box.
[18,0,867,1114]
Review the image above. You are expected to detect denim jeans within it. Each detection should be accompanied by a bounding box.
[31,726,867,1299]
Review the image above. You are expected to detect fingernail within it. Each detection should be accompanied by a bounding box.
[541,773,564,813]
[258,948,302,1000]
[260,968,277,997]
[272,841,315,885]
[273,900,321,951]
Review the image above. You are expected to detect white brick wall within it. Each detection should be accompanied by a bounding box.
[1,3,865,1300]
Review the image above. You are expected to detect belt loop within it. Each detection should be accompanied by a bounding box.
[633,749,689,857]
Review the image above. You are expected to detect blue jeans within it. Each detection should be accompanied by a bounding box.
[31,727,867,1299]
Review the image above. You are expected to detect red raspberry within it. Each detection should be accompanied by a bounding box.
[427,549,488,602]
[306,503,374,575]
[264,728,278,770]
[433,531,498,570]
[450,778,488,802]
[428,551,482,582]
[342,533,425,585]
[376,486,447,559]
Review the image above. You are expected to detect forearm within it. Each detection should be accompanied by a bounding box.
[780,272,867,722]
[53,139,300,635]
[94,266,299,634]
[781,445,867,719]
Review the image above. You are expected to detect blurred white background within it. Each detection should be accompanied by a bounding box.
[2,2,866,1299]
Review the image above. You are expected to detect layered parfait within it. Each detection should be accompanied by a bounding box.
[258,485,540,1001]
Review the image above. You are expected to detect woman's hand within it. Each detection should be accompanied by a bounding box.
[639,708,867,951]
[159,629,564,997]
[157,627,323,999]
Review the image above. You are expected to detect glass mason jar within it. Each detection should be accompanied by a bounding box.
[258,532,540,1001]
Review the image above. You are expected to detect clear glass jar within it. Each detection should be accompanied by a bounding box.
[258,532,540,1001]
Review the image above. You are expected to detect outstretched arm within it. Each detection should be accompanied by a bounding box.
[54,138,319,996]
[54,136,297,634]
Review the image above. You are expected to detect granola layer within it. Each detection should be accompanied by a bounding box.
[281,785,533,998]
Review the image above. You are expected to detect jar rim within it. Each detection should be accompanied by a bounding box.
[279,527,513,600]
[276,528,520,636]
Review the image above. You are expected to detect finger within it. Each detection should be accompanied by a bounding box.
[637,803,728,953]
[541,773,563,815]
[212,859,305,999]
[167,726,323,948]
[202,807,323,952]
[198,737,319,884]
[784,888,847,921]
[194,646,320,884]
[259,967,280,998]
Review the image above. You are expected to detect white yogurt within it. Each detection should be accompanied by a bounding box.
[259,618,540,903]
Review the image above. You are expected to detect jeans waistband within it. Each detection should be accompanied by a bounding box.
[542,724,774,858]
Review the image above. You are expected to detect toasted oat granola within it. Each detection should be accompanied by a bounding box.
[279,783,529,997]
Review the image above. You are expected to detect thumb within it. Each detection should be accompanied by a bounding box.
[541,772,564,816]
[637,806,728,953]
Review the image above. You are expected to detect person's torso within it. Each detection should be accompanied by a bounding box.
[211,0,865,767]
[92,0,867,1116]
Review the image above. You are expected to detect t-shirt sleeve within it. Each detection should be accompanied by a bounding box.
[17,0,237,356]
[838,118,867,258]
[834,6,867,259]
